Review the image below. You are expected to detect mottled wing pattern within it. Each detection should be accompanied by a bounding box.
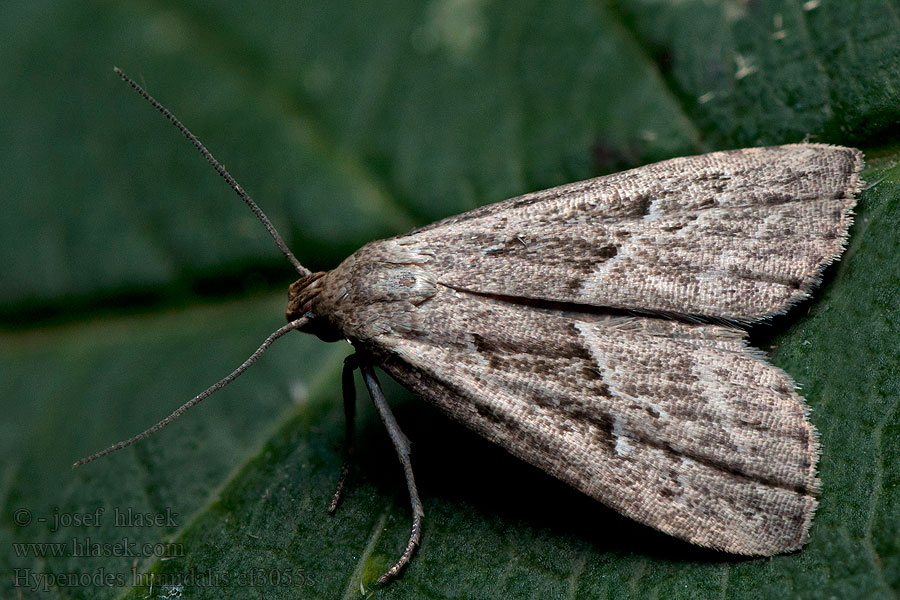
[368,285,819,555]
[316,143,859,554]
[394,144,862,321]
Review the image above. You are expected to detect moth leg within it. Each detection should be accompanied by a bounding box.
[329,353,359,513]
[360,363,424,585]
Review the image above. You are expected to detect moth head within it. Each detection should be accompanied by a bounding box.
[286,271,343,342]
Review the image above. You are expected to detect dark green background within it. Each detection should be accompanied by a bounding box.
[2,1,899,598]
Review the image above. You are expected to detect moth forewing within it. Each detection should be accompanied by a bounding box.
[89,68,862,587]
[390,144,861,321]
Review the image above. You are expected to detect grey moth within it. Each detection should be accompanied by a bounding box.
[79,68,862,585]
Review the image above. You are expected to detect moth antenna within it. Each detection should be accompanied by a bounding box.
[113,66,310,277]
[74,317,309,467]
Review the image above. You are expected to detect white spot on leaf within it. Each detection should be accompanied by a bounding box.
[413,0,488,60]
[290,380,309,404]
[734,54,758,80]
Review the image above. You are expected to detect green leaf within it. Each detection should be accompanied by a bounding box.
[2,1,899,599]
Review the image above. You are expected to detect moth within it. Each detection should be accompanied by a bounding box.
[78,68,863,585]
